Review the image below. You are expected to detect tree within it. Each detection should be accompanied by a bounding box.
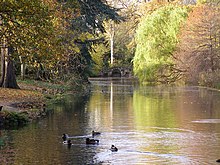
[73,0,122,33]
[0,0,122,88]
[175,4,220,85]
[133,4,188,83]
[108,0,140,67]
[52,0,121,79]
[90,0,141,75]
[0,0,57,88]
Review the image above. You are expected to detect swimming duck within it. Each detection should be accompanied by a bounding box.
[86,138,99,145]
[62,134,68,141]
[67,140,72,148]
[217,159,220,163]
[110,145,118,152]
[92,131,101,137]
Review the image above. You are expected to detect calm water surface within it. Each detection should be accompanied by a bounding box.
[1,78,220,165]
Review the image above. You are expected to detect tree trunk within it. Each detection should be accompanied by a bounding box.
[110,21,114,65]
[0,46,6,87]
[19,56,25,80]
[3,59,20,89]
[0,44,20,89]
[21,63,25,80]
[0,37,7,87]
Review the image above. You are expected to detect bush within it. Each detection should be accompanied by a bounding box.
[0,111,29,128]
[199,71,220,89]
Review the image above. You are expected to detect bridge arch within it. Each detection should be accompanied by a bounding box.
[110,68,121,77]
[100,67,132,77]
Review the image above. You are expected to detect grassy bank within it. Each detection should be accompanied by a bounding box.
[0,79,70,129]
[0,77,90,128]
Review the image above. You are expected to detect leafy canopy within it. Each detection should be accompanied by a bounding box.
[133,4,188,83]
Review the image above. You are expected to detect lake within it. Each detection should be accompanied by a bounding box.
[1,78,220,164]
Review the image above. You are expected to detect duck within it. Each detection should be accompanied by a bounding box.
[67,140,72,148]
[217,159,220,163]
[110,145,118,152]
[92,130,101,137]
[62,133,69,141]
[86,138,99,145]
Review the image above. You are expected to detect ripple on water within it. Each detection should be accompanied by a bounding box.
[99,128,219,164]
[191,119,220,124]
[93,149,195,165]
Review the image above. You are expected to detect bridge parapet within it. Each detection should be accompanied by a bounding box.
[100,67,132,77]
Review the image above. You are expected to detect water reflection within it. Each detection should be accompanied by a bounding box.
[1,79,220,164]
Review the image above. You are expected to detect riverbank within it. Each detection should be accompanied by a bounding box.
[0,80,67,128]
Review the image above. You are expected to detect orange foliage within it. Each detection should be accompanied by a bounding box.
[175,4,220,83]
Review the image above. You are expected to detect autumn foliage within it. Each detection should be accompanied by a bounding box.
[176,4,220,86]
[0,87,44,106]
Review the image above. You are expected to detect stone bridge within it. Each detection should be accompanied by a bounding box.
[100,67,132,77]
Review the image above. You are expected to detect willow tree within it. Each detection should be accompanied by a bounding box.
[133,4,188,84]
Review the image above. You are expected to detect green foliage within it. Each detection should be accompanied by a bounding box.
[17,78,69,92]
[90,2,138,75]
[48,0,122,80]
[0,0,64,84]
[68,0,123,78]
[0,0,57,56]
[112,21,136,67]
[90,43,108,75]
[74,0,122,33]
[0,111,29,128]
[0,0,122,86]
[196,0,220,4]
[134,4,188,83]
[197,0,207,4]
